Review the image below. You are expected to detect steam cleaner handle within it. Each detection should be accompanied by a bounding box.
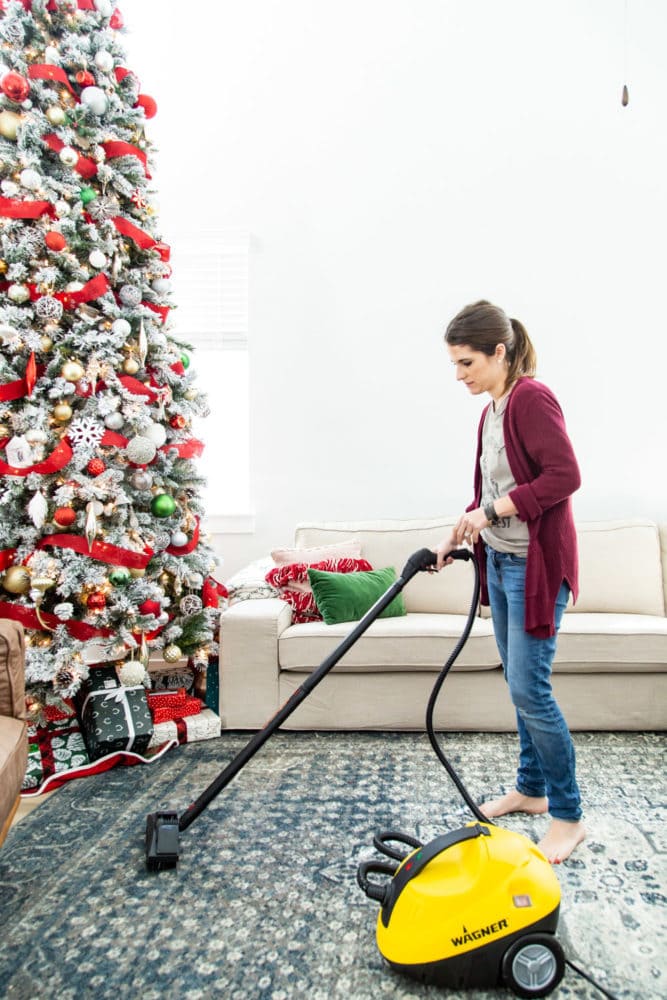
[403,546,471,578]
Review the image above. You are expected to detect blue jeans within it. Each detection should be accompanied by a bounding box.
[486,547,582,822]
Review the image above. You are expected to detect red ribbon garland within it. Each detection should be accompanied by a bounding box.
[0,601,113,640]
[0,364,46,403]
[102,141,151,179]
[0,437,73,477]
[203,576,229,606]
[166,518,200,556]
[38,534,154,569]
[54,273,110,309]
[0,549,16,571]
[112,215,161,252]
[43,133,97,179]
[27,64,77,98]
[0,196,55,220]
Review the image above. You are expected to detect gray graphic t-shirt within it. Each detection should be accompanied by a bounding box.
[480,393,529,556]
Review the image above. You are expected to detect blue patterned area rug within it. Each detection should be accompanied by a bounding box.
[1,731,665,1000]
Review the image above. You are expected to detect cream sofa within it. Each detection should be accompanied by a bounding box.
[220,518,667,732]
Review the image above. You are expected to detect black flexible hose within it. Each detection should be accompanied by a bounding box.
[424,549,491,825]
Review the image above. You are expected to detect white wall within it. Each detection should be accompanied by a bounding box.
[124,1,667,576]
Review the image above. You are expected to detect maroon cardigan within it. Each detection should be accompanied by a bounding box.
[468,377,581,638]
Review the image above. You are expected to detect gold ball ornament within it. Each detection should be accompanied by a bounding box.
[53,401,73,422]
[129,567,146,578]
[162,643,182,664]
[122,356,140,375]
[46,106,67,126]
[2,565,31,594]
[0,110,22,140]
[61,359,85,382]
[0,260,7,275]
[40,335,54,352]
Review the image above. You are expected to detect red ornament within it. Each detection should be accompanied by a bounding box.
[86,591,106,611]
[53,506,76,527]
[110,8,124,29]
[135,93,157,119]
[45,230,67,252]
[75,70,96,88]
[139,599,161,617]
[169,414,187,430]
[87,458,105,476]
[1,71,30,103]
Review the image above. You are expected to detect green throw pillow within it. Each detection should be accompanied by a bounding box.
[307,566,407,625]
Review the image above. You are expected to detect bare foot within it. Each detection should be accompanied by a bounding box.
[538,819,586,864]
[480,789,548,819]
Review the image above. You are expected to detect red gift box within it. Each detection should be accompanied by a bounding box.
[147,688,202,724]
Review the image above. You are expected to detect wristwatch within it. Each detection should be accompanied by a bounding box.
[484,502,501,526]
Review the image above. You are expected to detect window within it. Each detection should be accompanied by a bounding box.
[168,230,252,527]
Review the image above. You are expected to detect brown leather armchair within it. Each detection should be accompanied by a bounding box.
[0,620,27,847]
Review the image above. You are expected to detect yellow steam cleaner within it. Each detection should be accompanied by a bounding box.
[356,546,567,998]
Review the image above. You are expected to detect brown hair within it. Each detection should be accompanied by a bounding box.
[444,300,537,390]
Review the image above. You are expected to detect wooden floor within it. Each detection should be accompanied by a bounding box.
[13,789,56,826]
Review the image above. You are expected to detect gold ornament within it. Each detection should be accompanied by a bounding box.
[46,106,67,126]
[0,424,9,437]
[53,401,73,422]
[129,567,146,578]
[40,335,54,352]
[61,359,85,382]
[158,571,170,588]
[0,110,22,141]
[162,643,182,664]
[0,260,7,275]
[122,356,140,375]
[2,565,31,594]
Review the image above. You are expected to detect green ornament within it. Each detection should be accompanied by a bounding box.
[180,352,190,369]
[109,567,132,586]
[151,493,177,518]
[80,186,97,205]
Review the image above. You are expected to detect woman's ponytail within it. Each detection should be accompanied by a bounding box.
[507,317,537,387]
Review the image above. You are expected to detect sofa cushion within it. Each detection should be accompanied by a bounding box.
[554,613,667,670]
[295,518,475,615]
[571,520,665,616]
[278,613,499,672]
[308,565,406,624]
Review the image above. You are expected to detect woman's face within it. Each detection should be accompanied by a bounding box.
[447,343,507,400]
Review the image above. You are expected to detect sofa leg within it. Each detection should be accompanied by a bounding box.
[0,794,21,848]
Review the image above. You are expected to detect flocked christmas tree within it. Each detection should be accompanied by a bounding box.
[0,0,223,706]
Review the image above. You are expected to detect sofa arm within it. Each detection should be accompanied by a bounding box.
[0,620,26,721]
[219,597,292,728]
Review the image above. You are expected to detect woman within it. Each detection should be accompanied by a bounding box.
[434,300,585,864]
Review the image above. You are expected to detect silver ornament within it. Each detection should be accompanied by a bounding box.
[131,469,153,490]
[104,411,124,430]
[152,531,171,551]
[170,530,188,548]
[80,86,108,116]
[8,284,30,303]
[35,296,64,320]
[59,146,79,167]
[185,573,204,589]
[143,422,167,447]
[119,285,142,307]
[180,595,203,616]
[111,317,131,338]
[125,435,157,464]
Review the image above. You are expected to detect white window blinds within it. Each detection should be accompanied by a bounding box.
[169,229,249,349]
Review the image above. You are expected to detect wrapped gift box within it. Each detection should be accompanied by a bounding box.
[147,688,203,725]
[148,708,221,749]
[76,665,153,762]
[23,713,90,791]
